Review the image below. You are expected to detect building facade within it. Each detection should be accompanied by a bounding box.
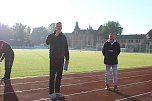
[65,22,152,52]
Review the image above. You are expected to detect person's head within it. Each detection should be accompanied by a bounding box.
[55,22,62,34]
[0,41,4,49]
[109,33,116,43]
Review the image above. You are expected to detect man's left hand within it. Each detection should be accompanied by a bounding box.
[64,60,69,71]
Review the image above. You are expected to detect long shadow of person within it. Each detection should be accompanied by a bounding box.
[58,97,65,101]
[109,90,142,101]
[4,80,19,101]
[50,97,65,101]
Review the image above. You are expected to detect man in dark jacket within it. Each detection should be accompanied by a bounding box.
[0,40,14,80]
[46,22,69,100]
[102,33,120,92]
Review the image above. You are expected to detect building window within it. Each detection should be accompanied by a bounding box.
[124,40,126,43]
[128,40,130,43]
[121,40,123,43]
[136,40,141,43]
[88,41,90,45]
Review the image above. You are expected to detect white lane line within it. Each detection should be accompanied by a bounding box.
[1,69,152,87]
[8,74,152,87]
[0,87,49,95]
[65,80,152,97]
[0,68,150,100]
[118,91,152,101]
[1,79,151,96]
[0,72,151,91]
[12,70,104,79]
[11,67,152,80]
[34,80,152,101]
[0,69,151,96]
[0,73,152,93]
[63,69,152,80]
[0,80,49,87]
[62,73,152,87]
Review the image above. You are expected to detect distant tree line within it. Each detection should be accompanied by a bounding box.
[0,21,123,47]
[0,23,56,47]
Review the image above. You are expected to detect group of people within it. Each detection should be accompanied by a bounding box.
[0,21,120,100]
[46,22,120,100]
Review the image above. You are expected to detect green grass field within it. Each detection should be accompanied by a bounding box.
[0,49,152,78]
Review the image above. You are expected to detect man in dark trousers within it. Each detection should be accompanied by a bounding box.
[0,40,14,80]
[102,33,120,92]
[46,22,69,100]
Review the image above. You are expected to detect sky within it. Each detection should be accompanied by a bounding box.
[0,0,152,35]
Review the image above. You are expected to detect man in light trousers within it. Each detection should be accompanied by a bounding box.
[102,33,120,92]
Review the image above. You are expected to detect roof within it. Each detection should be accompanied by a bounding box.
[146,29,152,39]
[117,34,146,39]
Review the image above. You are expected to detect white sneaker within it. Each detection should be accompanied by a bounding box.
[56,92,64,98]
[49,93,57,99]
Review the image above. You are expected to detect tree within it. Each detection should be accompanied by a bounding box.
[100,21,123,36]
[0,23,11,42]
[48,23,56,33]
[13,23,27,41]
[10,23,34,46]
[25,26,32,41]
[31,26,49,45]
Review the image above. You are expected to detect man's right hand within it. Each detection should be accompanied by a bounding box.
[55,32,60,36]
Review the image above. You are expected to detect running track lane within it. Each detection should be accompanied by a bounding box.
[0,67,151,101]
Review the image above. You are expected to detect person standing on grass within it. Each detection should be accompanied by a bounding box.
[46,22,69,100]
[0,40,14,80]
[102,33,120,92]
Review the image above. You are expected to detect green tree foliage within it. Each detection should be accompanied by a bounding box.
[0,23,11,41]
[100,21,123,36]
[31,26,49,45]
[25,26,32,44]
[13,23,27,40]
[10,23,33,46]
[48,23,56,33]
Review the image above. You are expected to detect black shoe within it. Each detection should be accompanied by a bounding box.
[114,85,118,92]
[2,77,10,81]
[1,77,4,80]
[105,84,110,90]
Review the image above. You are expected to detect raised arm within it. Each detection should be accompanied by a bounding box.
[46,34,56,45]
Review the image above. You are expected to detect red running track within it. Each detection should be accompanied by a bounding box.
[0,66,152,101]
